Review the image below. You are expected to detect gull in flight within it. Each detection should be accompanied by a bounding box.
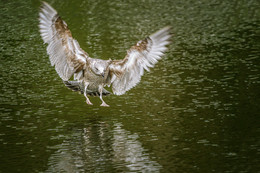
[39,2,171,107]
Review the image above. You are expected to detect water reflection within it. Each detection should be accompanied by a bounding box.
[46,122,161,172]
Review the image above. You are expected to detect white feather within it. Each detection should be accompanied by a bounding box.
[109,27,171,95]
[39,2,87,81]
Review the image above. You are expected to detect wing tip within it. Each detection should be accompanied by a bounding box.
[150,26,172,40]
[161,26,172,32]
[39,1,57,16]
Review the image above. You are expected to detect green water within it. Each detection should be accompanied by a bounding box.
[0,0,259,172]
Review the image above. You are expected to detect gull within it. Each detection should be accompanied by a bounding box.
[39,2,171,107]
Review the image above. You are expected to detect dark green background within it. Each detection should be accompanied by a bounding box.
[0,0,259,172]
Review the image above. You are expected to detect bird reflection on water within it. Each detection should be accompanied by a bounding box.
[46,122,161,172]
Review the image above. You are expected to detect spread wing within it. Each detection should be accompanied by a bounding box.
[107,27,171,95]
[39,2,88,81]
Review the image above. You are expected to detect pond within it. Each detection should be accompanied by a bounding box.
[0,0,259,172]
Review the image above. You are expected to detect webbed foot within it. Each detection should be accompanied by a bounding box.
[100,102,109,107]
[86,99,93,105]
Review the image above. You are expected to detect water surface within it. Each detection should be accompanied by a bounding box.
[0,0,259,172]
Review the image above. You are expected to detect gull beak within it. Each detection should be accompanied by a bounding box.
[101,73,105,78]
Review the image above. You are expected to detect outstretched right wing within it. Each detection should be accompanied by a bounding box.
[107,27,171,95]
[39,2,88,81]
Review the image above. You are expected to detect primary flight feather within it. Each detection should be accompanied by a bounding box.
[39,2,171,107]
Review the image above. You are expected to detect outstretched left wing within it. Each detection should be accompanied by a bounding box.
[107,27,171,95]
[39,2,88,81]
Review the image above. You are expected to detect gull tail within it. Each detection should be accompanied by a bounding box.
[63,81,111,96]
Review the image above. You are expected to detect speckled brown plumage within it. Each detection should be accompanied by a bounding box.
[39,1,171,106]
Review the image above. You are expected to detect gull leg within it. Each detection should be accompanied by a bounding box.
[84,82,93,105]
[99,85,109,107]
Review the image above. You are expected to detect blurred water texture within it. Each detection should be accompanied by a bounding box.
[0,0,259,172]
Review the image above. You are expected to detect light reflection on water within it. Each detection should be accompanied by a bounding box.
[0,0,259,172]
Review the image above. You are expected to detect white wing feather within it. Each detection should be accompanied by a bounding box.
[108,27,171,95]
[39,2,88,81]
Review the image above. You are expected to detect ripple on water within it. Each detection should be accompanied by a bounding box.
[0,0,259,172]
